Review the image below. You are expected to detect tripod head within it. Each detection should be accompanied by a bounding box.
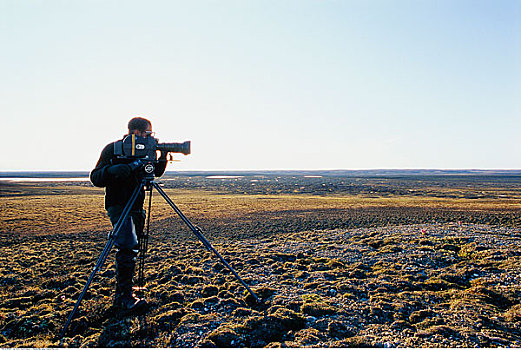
[109,157,158,183]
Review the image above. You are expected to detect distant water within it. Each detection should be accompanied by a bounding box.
[205,175,244,179]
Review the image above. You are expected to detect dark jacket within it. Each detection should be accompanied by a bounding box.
[90,141,167,210]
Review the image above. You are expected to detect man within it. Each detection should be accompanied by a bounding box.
[90,117,168,310]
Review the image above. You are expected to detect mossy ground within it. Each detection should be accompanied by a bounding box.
[1,174,520,347]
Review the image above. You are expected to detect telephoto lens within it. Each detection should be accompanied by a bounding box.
[157,141,191,155]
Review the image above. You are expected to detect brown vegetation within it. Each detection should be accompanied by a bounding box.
[0,174,520,347]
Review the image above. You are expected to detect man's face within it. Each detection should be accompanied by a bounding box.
[132,124,154,138]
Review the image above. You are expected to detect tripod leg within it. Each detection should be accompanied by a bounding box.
[151,181,260,303]
[60,178,146,339]
[137,185,153,289]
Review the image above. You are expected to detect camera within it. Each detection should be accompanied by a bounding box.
[113,134,190,175]
[114,134,191,159]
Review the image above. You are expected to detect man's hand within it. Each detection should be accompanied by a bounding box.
[128,160,143,171]
[159,151,168,161]
[107,164,132,178]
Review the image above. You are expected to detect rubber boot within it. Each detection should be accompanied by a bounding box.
[114,249,147,311]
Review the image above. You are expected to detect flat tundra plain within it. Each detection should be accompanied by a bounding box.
[0,173,520,347]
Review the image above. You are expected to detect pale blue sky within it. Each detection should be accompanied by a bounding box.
[1,0,520,171]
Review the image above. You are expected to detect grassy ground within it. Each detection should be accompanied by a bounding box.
[0,175,520,347]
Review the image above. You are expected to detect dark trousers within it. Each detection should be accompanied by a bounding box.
[107,205,146,296]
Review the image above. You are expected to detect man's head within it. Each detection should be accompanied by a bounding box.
[128,117,153,138]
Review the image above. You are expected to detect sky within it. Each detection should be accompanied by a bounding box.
[1,0,520,171]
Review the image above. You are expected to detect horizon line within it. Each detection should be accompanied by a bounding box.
[1,168,521,173]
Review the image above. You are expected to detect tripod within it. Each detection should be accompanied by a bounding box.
[61,174,260,338]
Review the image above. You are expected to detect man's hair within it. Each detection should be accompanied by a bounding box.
[128,117,152,132]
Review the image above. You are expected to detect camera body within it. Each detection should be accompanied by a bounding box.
[114,135,191,159]
[113,134,191,176]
